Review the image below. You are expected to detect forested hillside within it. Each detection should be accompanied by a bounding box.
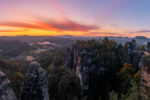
[0,38,147,100]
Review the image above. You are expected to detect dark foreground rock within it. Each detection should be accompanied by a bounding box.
[0,71,17,100]
[20,61,49,100]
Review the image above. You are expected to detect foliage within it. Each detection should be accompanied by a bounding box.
[47,65,80,100]
[138,45,145,51]
[0,58,28,97]
[109,91,118,100]
[109,80,140,100]
[0,38,142,100]
[16,72,24,79]
[121,80,140,100]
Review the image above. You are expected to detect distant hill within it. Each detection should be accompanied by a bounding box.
[135,36,148,40]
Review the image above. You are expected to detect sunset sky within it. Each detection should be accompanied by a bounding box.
[0,0,150,37]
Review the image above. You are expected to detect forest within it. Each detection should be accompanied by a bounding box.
[0,38,148,100]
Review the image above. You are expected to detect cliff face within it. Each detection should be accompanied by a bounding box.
[140,66,150,97]
[65,49,74,69]
[72,47,91,100]
[0,71,17,100]
[67,46,104,100]
[64,39,141,100]
[140,56,150,97]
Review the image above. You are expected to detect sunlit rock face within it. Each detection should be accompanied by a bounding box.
[20,61,49,100]
[140,56,150,98]
[0,71,17,100]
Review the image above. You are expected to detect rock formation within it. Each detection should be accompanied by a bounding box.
[64,39,142,100]
[20,61,49,100]
[0,71,17,100]
[65,49,74,69]
[147,42,150,52]
[125,39,137,63]
[140,55,150,97]
[70,46,101,100]
[0,61,49,100]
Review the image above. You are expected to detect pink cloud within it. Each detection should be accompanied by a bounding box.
[0,17,99,32]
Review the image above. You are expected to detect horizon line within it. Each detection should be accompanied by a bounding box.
[0,35,148,38]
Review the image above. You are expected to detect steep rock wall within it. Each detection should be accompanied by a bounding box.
[0,71,17,100]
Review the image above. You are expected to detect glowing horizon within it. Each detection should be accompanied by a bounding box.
[0,0,150,37]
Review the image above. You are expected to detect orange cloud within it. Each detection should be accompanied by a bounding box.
[0,22,49,31]
[0,30,23,32]
[0,17,99,33]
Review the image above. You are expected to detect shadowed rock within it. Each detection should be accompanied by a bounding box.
[20,61,49,100]
[0,71,17,100]
[65,49,74,69]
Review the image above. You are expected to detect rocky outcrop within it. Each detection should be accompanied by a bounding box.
[0,71,17,100]
[140,55,150,97]
[0,61,49,100]
[65,49,74,69]
[71,47,99,100]
[20,61,49,100]
[65,47,90,99]
[64,39,141,100]
[125,39,137,63]
[147,42,150,52]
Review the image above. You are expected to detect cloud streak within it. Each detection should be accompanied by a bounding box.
[0,29,29,32]
[133,30,150,33]
[0,17,99,32]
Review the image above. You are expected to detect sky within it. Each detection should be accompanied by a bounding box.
[0,0,150,37]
